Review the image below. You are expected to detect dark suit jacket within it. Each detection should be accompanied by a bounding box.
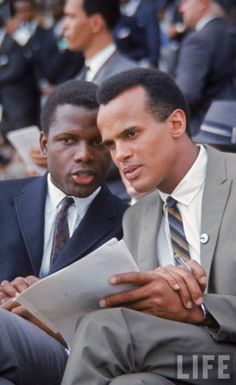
[0,34,40,134]
[38,26,84,86]
[176,18,236,135]
[0,175,128,282]
[114,0,161,66]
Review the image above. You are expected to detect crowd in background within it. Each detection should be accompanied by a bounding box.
[0,0,236,199]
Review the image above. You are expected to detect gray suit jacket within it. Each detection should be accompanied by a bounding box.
[77,49,138,86]
[123,145,236,343]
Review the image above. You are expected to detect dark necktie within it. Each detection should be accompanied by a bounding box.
[166,196,190,260]
[50,197,74,262]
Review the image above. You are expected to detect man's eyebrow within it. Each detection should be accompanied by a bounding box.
[102,139,114,147]
[102,127,137,146]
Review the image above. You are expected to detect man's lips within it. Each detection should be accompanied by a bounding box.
[71,170,95,184]
[122,165,142,181]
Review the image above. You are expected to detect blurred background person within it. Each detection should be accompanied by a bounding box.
[35,0,84,102]
[113,0,161,67]
[0,12,41,176]
[159,0,187,75]
[175,0,236,136]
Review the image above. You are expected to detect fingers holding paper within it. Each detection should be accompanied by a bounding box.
[0,275,39,312]
[0,276,39,302]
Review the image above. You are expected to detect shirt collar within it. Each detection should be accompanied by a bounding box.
[159,145,208,207]
[195,15,218,31]
[85,43,116,75]
[46,173,101,217]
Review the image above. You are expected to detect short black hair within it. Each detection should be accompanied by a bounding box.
[41,80,98,134]
[97,68,190,135]
[82,0,120,30]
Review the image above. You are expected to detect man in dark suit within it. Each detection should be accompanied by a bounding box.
[35,0,84,98]
[0,79,127,285]
[114,0,161,67]
[0,15,39,136]
[0,79,128,385]
[175,0,236,136]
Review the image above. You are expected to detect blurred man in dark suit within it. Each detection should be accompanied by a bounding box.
[0,13,39,136]
[176,0,236,136]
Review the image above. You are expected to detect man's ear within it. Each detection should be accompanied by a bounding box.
[89,13,106,34]
[39,131,48,157]
[201,0,211,12]
[168,109,186,138]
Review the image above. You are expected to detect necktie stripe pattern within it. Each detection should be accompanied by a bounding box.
[166,196,190,260]
[50,197,74,263]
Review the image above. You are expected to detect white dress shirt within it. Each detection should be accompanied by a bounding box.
[39,174,100,277]
[84,43,116,82]
[157,145,208,267]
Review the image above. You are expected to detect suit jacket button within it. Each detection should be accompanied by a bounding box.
[200,233,209,244]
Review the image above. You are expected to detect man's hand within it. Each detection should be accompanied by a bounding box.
[29,147,48,168]
[153,259,207,309]
[99,271,204,324]
[0,275,39,312]
[0,276,39,303]
[0,276,67,347]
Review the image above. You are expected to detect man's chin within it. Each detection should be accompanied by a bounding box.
[132,181,156,194]
[65,41,79,52]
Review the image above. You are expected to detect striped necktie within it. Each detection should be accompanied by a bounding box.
[50,196,74,262]
[166,196,190,260]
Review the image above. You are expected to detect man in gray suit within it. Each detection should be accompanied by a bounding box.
[61,68,236,385]
[63,0,138,85]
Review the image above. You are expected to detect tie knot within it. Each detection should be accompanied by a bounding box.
[60,196,74,211]
[166,196,177,209]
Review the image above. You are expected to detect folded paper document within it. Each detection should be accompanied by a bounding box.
[17,238,139,346]
[7,126,46,175]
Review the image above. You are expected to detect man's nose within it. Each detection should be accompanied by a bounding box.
[62,16,68,31]
[74,142,93,162]
[114,142,132,163]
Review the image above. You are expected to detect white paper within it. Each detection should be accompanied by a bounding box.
[7,126,46,175]
[17,238,139,346]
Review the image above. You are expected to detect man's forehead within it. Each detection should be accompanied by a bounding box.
[65,0,83,10]
[98,86,147,115]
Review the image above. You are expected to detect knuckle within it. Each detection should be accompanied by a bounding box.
[1,280,9,287]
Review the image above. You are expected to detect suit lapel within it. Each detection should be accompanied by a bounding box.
[50,187,121,272]
[200,146,231,284]
[93,51,119,85]
[137,192,162,271]
[14,175,47,275]
[76,66,87,80]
